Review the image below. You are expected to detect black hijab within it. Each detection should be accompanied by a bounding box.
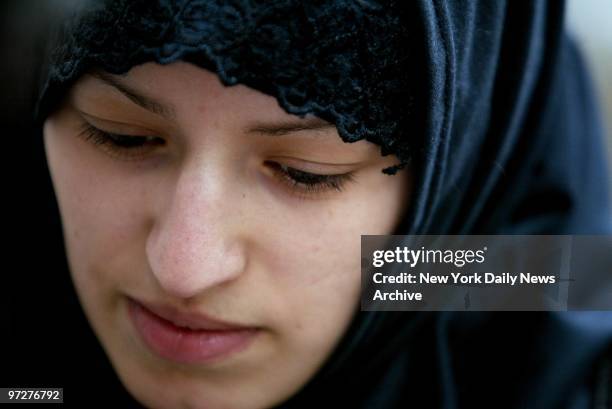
[35,1,612,408]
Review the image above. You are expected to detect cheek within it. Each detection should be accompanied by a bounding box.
[265,168,409,289]
[256,175,408,354]
[44,128,153,307]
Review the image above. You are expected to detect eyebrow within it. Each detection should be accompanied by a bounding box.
[91,70,176,120]
[90,70,335,136]
[247,117,335,137]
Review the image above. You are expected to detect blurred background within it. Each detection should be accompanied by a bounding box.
[567,0,612,191]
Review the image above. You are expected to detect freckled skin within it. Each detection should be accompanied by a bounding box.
[43,62,410,409]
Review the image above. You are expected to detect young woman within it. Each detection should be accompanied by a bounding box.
[28,0,612,407]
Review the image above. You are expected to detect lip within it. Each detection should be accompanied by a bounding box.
[127,297,259,365]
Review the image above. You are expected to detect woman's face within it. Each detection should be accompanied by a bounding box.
[43,62,410,409]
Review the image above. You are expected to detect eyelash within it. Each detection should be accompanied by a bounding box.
[77,123,165,160]
[265,161,355,196]
[77,123,355,196]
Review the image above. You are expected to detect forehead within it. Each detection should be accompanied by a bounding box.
[72,62,337,131]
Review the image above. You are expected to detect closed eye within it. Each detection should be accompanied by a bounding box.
[264,161,355,196]
[76,122,165,160]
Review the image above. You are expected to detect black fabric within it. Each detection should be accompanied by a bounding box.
[35,1,612,408]
[592,348,612,409]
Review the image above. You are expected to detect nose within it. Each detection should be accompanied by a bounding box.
[145,161,248,300]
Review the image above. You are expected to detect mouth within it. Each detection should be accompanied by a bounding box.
[126,297,260,365]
